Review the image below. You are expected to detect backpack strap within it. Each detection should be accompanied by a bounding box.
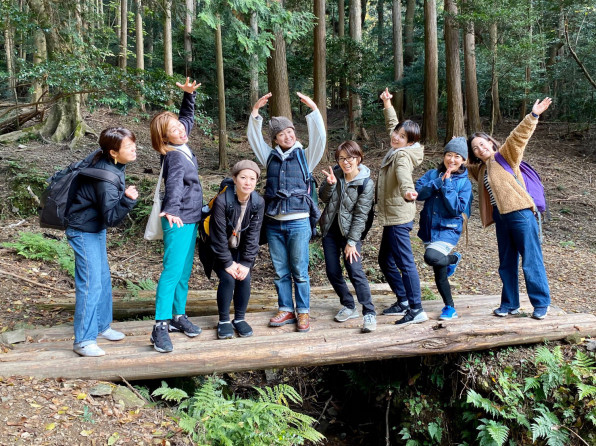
[357,177,370,195]
[295,148,310,184]
[79,168,122,190]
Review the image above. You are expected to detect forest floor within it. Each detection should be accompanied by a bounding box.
[0,106,595,444]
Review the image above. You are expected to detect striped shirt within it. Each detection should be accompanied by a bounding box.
[484,170,497,206]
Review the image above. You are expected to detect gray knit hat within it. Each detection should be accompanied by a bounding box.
[444,137,468,161]
[231,159,261,178]
[269,116,295,143]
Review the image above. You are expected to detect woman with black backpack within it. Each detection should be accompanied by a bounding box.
[209,160,265,339]
[467,97,552,320]
[66,128,138,357]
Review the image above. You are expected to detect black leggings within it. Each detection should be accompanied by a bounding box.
[423,248,458,307]
[214,266,251,322]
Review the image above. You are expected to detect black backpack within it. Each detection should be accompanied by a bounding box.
[197,178,261,278]
[39,149,121,230]
[357,177,375,241]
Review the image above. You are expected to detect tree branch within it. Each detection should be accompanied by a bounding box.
[564,19,596,90]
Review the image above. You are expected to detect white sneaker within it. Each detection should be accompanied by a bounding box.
[73,343,106,357]
[334,306,360,322]
[98,327,125,341]
[362,314,377,333]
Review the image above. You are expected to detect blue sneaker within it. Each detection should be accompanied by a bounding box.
[439,306,458,320]
[447,252,462,277]
[532,307,549,320]
[493,306,520,317]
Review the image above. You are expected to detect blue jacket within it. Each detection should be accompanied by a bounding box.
[415,168,472,245]
[67,156,137,232]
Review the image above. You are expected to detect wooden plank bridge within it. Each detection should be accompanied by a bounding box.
[1,288,595,382]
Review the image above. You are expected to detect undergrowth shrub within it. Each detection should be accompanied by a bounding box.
[2,231,74,276]
[152,376,325,445]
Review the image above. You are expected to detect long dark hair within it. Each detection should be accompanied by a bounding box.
[467,132,500,164]
[94,127,136,163]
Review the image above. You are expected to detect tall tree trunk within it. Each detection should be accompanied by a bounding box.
[32,28,48,104]
[544,8,563,101]
[135,0,145,111]
[349,0,365,139]
[404,0,415,115]
[314,0,328,132]
[163,0,173,76]
[249,13,259,109]
[360,0,367,27]
[266,30,292,119]
[391,0,403,120]
[338,0,347,106]
[422,0,438,143]
[444,0,465,141]
[215,22,228,170]
[377,0,384,53]
[4,26,17,104]
[520,1,532,120]
[184,0,193,76]
[146,19,154,68]
[463,5,480,133]
[489,21,501,133]
[119,0,127,69]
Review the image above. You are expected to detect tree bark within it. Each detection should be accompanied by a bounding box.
[266,30,292,119]
[32,28,48,104]
[377,0,384,53]
[422,0,438,143]
[163,0,173,76]
[444,0,465,141]
[314,0,328,132]
[215,22,228,170]
[249,13,259,108]
[463,6,481,133]
[119,0,127,69]
[184,0,193,76]
[520,1,532,120]
[135,0,145,111]
[349,0,366,139]
[489,21,501,133]
[404,0,415,115]
[391,0,403,120]
[4,26,17,104]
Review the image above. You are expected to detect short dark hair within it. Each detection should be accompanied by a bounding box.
[467,132,500,164]
[393,120,421,143]
[335,140,364,163]
[98,127,136,162]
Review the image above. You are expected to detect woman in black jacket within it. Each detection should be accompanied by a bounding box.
[66,127,138,357]
[210,160,265,339]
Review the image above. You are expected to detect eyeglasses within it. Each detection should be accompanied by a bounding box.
[338,156,356,164]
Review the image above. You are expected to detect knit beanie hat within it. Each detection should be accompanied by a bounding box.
[444,137,468,161]
[231,159,261,179]
[269,116,295,143]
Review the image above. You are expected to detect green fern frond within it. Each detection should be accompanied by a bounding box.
[467,390,501,418]
[577,383,596,400]
[178,413,198,434]
[152,382,189,403]
[573,350,596,372]
[524,377,540,392]
[485,420,509,446]
[531,405,569,446]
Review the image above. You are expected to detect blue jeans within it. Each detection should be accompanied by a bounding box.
[493,208,550,311]
[266,218,311,313]
[378,222,422,309]
[322,233,375,315]
[66,228,113,347]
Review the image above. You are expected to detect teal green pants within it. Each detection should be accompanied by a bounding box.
[155,219,198,320]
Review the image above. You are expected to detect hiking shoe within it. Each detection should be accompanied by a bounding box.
[362,314,377,333]
[169,314,202,337]
[217,322,234,339]
[98,327,125,341]
[447,252,462,277]
[493,307,520,317]
[439,306,458,320]
[334,306,360,322]
[297,313,310,332]
[151,322,173,353]
[232,320,253,337]
[73,343,105,357]
[382,300,410,316]
[395,308,429,326]
[269,311,297,327]
[532,306,549,320]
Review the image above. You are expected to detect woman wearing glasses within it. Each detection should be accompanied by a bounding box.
[319,141,377,333]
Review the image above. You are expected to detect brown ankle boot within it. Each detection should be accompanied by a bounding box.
[297,313,310,332]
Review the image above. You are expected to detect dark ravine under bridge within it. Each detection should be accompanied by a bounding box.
[1,287,595,382]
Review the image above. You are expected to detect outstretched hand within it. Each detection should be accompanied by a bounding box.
[297,92,318,111]
[322,166,337,185]
[532,97,552,116]
[252,93,272,117]
[176,77,201,94]
[380,87,393,108]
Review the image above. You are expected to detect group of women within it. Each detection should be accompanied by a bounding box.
[65,78,552,356]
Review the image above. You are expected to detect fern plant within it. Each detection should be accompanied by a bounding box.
[153,376,325,445]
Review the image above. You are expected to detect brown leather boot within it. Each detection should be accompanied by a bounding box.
[297,313,310,332]
[269,311,297,327]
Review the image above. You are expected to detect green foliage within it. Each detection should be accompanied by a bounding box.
[308,242,325,268]
[2,161,47,218]
[153,376,324,445]
[2,232,75,277]
[476,419,509,446]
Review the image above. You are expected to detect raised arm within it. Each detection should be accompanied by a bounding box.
[298,92,326,171]
[176,78,201,136]
[247,93,274,166]
[381,88,399,137]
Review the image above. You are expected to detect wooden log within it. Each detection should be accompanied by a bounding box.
[0,313,594,381]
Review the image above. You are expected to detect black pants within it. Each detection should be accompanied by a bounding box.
[214,264,251,322]
[423,248,457,307]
